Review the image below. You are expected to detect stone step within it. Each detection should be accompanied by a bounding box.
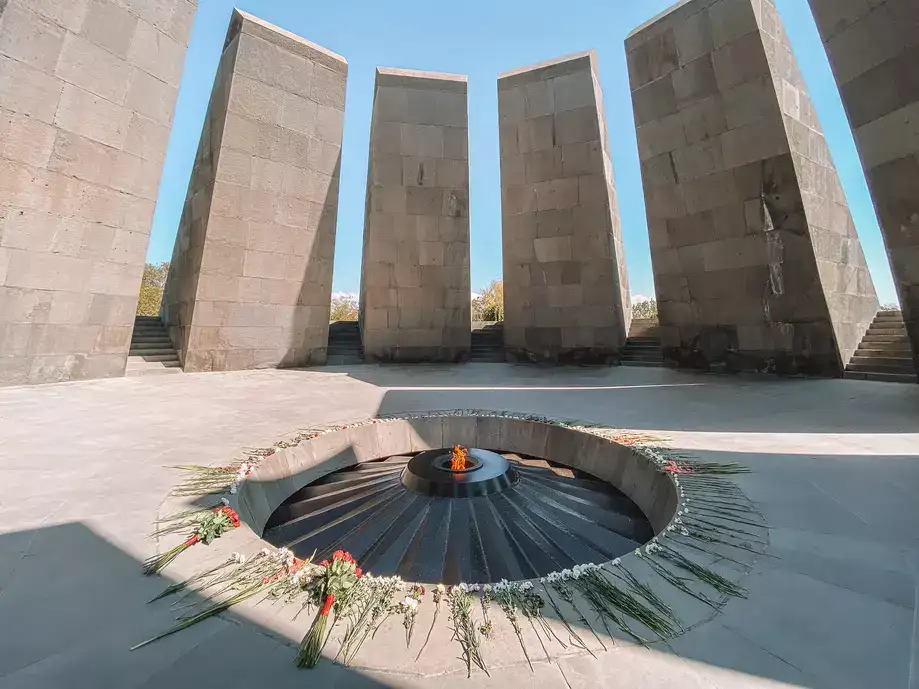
[844,370,916,384]
[126,358,181,369]
[866,326,907,336]
[854,341,913,351]
[130,338,172,346]
[126,364,182,377]
[326,356,363,365]
[855,350,913,360]
[846,361,915,374]
[849,355,913,368]
[861,334,910,343]
[130,353,180,363]
[621,360,666,367]
[129,348,175,356]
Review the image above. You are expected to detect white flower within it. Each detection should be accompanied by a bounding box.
[611,558,621,567]
[221,497,230,506]
[231,552,246,564]
[483,584,492,593]
[436,583,446,593]
[260,548,272,557]
[521,581,533,591]
[230,484,238,494]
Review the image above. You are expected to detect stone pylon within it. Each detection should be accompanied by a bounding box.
[807,0,919,378]
[0,0,196,385]
[627,0,878,375]
[498,51,630,364]
[360,68,471,362]
[162,10,345,372]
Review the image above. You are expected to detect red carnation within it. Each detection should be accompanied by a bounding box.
[320,560,329,567]
[354,567,362,578]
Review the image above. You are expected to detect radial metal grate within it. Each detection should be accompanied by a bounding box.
[262,451,654,584]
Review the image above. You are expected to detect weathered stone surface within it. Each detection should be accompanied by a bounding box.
[162,10,344,372]
[809,0,919,377]
[499,51,630,364]
[0,0,196,385]
[628,0,878,376]
[360,68,470,362]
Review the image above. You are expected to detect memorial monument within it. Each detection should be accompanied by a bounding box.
[162,10,345,371]
[498,51,631,364]
[360,67,471,362]
[0,0,196,384]
[628,0,878,374]
[807,0,919,375]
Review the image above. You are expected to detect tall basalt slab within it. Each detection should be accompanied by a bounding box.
[360,68,471,362]
[628,0,878,375]
[0,0,197,385]
[498,51,630,364]
[163,10,345,372]
[808,0,919,379]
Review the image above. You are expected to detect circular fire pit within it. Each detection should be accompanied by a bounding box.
[401,446,517,497]
[258,415,662,585]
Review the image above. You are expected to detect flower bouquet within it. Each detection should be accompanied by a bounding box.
[143,506,240,575]
[296,550,362,668]
[133,548,312,651]
[398,584,424,647]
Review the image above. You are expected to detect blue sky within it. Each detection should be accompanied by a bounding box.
[146,0,899,305]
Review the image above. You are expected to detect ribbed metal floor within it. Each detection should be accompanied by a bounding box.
[262,453,654,584]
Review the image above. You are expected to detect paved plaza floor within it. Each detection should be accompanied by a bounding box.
[0,364,917,688]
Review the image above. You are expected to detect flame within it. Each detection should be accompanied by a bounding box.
[449,445,468,471]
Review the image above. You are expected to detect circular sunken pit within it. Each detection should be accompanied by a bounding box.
[238,413,679,585]
[259,439,663,583]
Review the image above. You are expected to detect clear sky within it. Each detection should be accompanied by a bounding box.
[146,0,899,305]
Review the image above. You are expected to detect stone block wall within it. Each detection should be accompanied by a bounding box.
[498,51,630,364]
[360,68,470,362]
[0,0,196,385]
[808,0,919,375]
[627,0,878,375]
[162,10,344,371]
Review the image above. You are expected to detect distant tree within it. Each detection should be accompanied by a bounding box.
[879,303,901,311]
[136,262,169,316]
[330,295,359,321]
[631,299,658,320]
[472,280,504,322]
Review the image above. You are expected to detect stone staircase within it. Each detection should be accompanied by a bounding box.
[844,310,917,384]
[326,321,363,365]
[126,315,181,376]
[470,322,505,362]
[621,318,664,367]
